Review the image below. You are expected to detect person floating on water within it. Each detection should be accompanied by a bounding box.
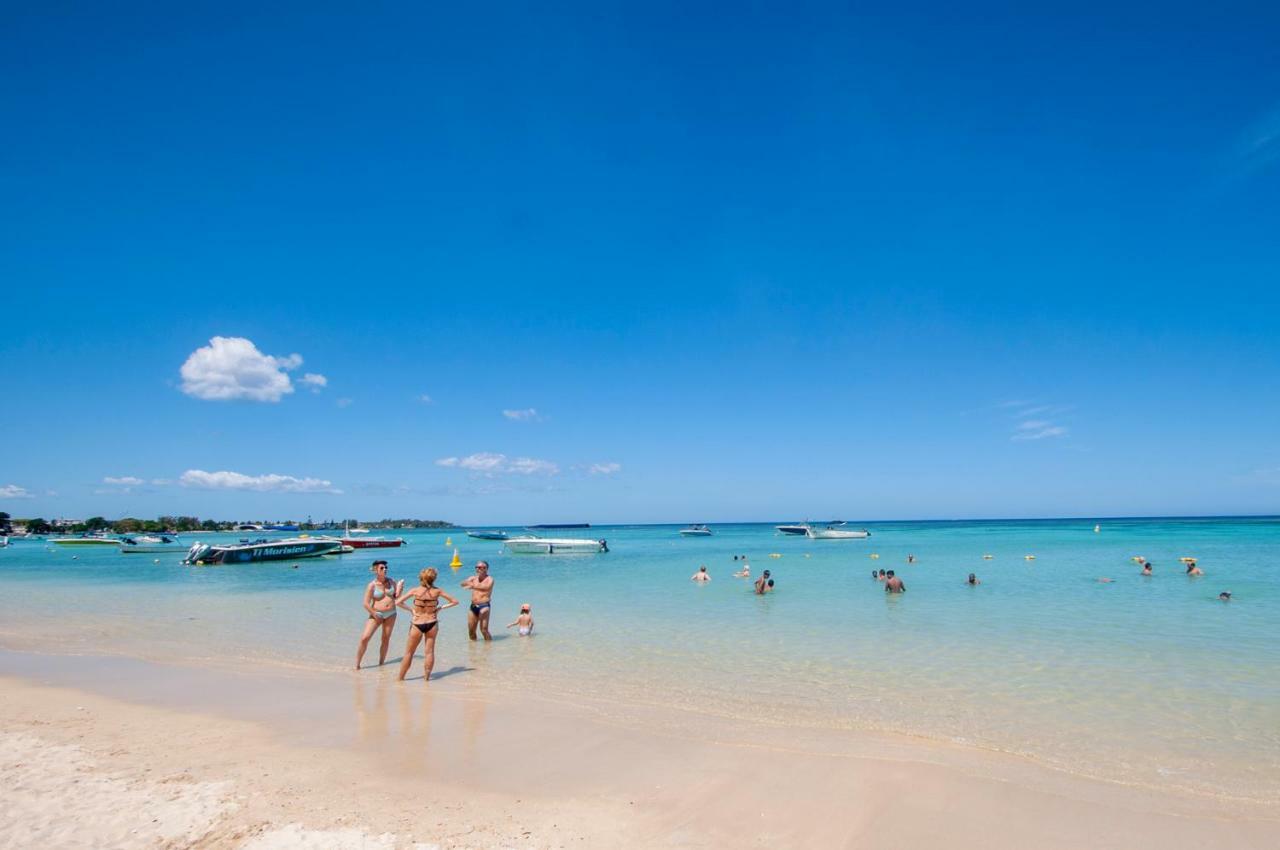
[884,570,906,593]
[966,573,980,585]
[734,562,751,578]
[1141,561,1154,576]
[692,565,711,583]
[356,559,403,669]
[396,568,459,682]
[1219,591,1232,601]
[460,560,495,641]
[507,603,534,636]
[754,569,772,595]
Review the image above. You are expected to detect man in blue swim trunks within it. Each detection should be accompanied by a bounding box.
[460,560,495,641]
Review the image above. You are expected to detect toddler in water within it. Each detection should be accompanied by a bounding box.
[507,603,535,636]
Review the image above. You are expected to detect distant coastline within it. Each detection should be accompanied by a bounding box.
[0,512,454,536]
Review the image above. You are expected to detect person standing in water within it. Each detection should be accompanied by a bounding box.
[461,560,495,641]
[691,565,711,583]
[754,569,772,595]
[884,570,906,593]
[1186,561,1204,576]
[396,568,458,682]
[507,604,534,636]
[966,573,980,586]
[1141,561,1154,576]
[356,560,403,669]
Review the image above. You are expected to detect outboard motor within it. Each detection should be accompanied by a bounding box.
[184,542,212,564]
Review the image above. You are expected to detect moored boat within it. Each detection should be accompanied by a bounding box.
[679,524,713,536]
[52,535,121,546]
[775,524,810,535]
[466,530,510,540]
[120,535,182,553]
[340,536,405,548]
[804,526,871,539]
[183,537,343,564]
[504,536,608,554]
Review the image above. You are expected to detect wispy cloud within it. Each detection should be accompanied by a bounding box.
[103,476,145,486]
[179,469,342,494]
[179,336,305,402]
[1000,401,1071,441]
[0,484,33,499]
[1012,420,1069,441]
[435,452,559,476]
[588,462,622,475]
[1234,103,1280,177]
[418,394,433,404]
[502,408,542,422]
[300,373,328,392]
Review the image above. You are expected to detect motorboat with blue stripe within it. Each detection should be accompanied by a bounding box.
[183,536,344,564]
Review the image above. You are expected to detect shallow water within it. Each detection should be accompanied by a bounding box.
[2,518,1277,800]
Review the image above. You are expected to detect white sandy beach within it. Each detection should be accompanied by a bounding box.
[3,650,1278,850]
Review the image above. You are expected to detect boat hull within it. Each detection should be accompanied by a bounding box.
[466,531,510,540]
[504,536,608,554]
[52,538,121,546]
[775,525,809,535]
[340,538,405,548]
[804,528,871,539]
[679,529,713,536]
[185,538,343,564]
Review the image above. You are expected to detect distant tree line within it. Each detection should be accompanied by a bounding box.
[2,514,453,534]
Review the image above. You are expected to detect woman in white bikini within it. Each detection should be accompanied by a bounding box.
[356,560,403,669]
[396,568,458,682]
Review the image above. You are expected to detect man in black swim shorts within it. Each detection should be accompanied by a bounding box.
[460,560,495,641]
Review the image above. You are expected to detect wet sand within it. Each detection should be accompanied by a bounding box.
[2,648,1278,848]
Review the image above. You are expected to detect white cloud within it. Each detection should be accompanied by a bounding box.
[502,408,541,421]
[103,476,145,486]
[435,452,559,476]
[151,478,172,486]
[0,484,33,499]
[179,469,342,494]
[419,394,433,404]
[589,462,622,475]
[179,336,305,402]
[1012,420,1068,441]
[300,373,328,392]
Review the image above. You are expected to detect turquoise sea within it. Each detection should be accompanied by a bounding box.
[1,517,1277,801]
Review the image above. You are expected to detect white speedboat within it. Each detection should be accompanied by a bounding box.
[504,536,609,554]
[679,524,713,537]
[119,534,183,554]
[804,526,871,540]
[776,524,810,535]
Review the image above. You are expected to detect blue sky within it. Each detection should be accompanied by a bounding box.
[2,1,1278,523]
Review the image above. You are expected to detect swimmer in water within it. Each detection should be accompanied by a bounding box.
[506,603,534,636]
[1219,591,1232,601]
[1186,562,1204,576]
[877,569,887,582]
[884,570,906,594]
[907,554,915,564]
[754,570,772,595]
[1097,577,1115,583]
[734,563,751,578]
[1141,561,1154,576]
[966,573,980,586]
[691,565,711,583]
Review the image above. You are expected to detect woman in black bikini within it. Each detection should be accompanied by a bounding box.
[396,568,458,682]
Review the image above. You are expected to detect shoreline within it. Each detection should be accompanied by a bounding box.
[3,647,1278,848]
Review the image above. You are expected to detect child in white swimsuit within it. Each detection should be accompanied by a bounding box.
[507,604,534,636]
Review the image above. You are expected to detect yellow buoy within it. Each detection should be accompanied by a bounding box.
[445,537,452,547]
[1131,556,1145,563]
[769,553,782,559]
[449,548,463,569]
[870,553,880,560]
[1024,555,1036,561]
[982,554,993,560]
[1179,557,1197,564]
